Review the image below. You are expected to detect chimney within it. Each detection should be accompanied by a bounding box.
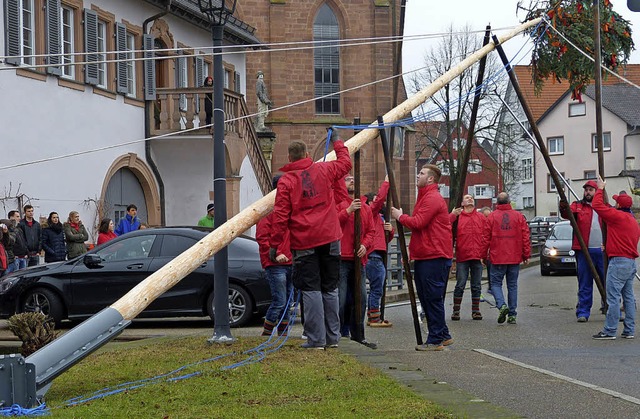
[626,156,636,171]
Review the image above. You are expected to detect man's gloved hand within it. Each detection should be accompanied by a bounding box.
[558,200,569,210]
[269,247,278,262]
[327,128,339,143]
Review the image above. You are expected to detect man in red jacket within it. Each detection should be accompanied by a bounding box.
[270,133,352,349]
[391,164,453,351]
[591,176,639,340]
[559,180,606,322]
[364,178,394,327]
[257,175,293,337]
[450,194,487,321]
[482,192,530,324]
[334,175,376,347]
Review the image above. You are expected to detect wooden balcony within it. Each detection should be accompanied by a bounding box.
[150,88,272,195]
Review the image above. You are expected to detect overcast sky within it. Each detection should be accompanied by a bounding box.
[402,0,640,78]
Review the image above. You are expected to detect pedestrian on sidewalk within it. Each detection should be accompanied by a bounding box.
[42,212,66,262]
[391,164,453,351]
[450,194,487,321]
[591,176,639,340]
[479,207,493,300]
[482,192,530,325]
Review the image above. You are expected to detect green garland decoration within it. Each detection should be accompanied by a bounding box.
[522,0,634,101]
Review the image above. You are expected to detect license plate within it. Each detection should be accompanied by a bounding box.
[561,257,576,263]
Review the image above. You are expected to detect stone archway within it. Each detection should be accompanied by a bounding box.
[100,153,162,226]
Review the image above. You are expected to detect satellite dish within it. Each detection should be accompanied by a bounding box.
[629,0,640,12]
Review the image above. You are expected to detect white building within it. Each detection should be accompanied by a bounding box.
[0,0,268,241]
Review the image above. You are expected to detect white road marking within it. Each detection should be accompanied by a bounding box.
[474,349,640,406]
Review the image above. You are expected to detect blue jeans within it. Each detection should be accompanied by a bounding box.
[414,258,452,345]
[602,257,636,336]
[365,252,386,311]
[14,258,27,271]
[454,260,483,299]
[576,249,605,318]
[5,260,18,275]
[264,265,293,324]
[490,264,520,317]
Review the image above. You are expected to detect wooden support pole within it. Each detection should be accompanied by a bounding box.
[378,116,423,345]
[492,36,606,302]
[353,118,364,342]
[110,18,542,322]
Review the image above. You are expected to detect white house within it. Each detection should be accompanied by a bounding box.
[0,0,267,241]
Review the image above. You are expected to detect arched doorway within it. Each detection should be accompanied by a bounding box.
[101,153,161,226]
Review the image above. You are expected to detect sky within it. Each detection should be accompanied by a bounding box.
[402,0,640,81]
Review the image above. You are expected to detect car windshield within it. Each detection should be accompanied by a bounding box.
[550,224,572,240]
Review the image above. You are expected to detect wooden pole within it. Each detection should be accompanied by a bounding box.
[492,36,606,302]
[378,116,423,344]
[353,118,364,343]
[110,18,542,321]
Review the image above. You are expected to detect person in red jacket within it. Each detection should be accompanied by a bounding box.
[450,194,487,321]
[270,133,352,349]
[364,177,395,327]
[257,175,293,337]
[391,164,453,351]
[334,175,376,347]
[482,192,531,325]
[591,176,639,340]
[97,218,117,246]
[559,180,606,322]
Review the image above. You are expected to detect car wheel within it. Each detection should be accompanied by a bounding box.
[540,267,551,276]
[207,283,254,328]
[20,288,64,326]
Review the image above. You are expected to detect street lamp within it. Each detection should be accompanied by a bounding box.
[198,0,237,344]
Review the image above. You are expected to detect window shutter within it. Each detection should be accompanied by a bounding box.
[234,71,240,93]
[45,0,62,75]
[468,186,474,196]
[115,23,128,94]
[175,55,186,111]
[194,56,204,113]
[5,0,21,66]
[83,8,99,85]
[143,34,156,100]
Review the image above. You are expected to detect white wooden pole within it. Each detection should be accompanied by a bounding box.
[111,18,542,320]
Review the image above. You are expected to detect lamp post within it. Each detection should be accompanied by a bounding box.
[198,0,237,344]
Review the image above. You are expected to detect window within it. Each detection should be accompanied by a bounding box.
[439,184,450,198]
[521,158,533,180]
[96,235,157,262]
[522,197,534,208]
[437,160,450,176]
[159,235,197,257]
[60,6,74,78]
[125,33,136,96]
[569,102,586,117]
[468,159,482,173]
[591,132,611,152]
[313,4,340,114]
[473,184,494,199]
[584,170,596,179]
[452,138,467,151]
[548,172,565,192]
[548,137,564,155]
[5,0,35,66]
[96,20,107,88]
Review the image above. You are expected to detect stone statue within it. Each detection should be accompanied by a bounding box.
[255,71,272,132]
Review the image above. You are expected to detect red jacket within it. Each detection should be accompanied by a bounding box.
[97,231,117,246]
[398,183,453,261]
[482,204,531,264]
[270,140,352,250]
[334,178,376,264]
[559,200,602,250]
[256,213,292,268]
[367,181,393,253]
[592,190,640,259]
[452,209,487,262]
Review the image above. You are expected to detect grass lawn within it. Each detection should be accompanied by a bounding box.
[40,336,452,418]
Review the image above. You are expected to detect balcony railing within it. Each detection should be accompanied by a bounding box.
[150,88,272,195]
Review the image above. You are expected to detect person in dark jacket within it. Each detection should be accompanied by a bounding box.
[203,76,213,133]
[42,212,66,263]
[18,205,42,267]
[115,204,141,236]
[64,211,89,259]
[8,211,28,271]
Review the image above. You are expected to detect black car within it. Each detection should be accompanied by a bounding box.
[540,221,577,276]
[0,227,270,327]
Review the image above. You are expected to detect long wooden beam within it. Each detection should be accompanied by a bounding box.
[111,18,542,320]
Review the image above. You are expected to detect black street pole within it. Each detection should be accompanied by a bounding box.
[208,23,233,343]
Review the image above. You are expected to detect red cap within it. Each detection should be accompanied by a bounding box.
[612,193,633,208]
[583,180,598,189]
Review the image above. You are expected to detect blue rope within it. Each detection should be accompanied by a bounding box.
[0,403,48,417]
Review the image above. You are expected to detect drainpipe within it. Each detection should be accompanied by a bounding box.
[143,1,172,226]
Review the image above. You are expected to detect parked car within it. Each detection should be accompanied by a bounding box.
[540,221,577,276]
[0,227,270,327]
[528,216,561,235]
